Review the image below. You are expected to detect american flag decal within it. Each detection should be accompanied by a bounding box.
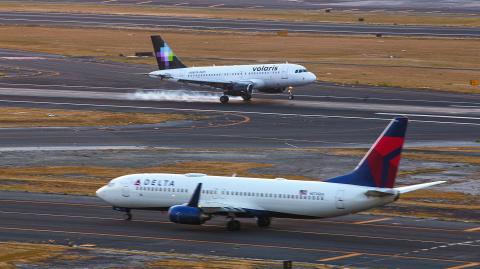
[299,190,308,195]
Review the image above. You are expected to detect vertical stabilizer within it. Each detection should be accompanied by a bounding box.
[151,35,186,70]
[327,117,408,188]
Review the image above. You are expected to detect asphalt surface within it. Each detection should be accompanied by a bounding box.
[2,11,480,37]
[0,191,478,268]
[1,49,480,149]
[1,49,480,268]
[14,0,480,13]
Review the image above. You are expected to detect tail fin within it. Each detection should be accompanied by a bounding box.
[151,35,186,70]
[327,117,408,188]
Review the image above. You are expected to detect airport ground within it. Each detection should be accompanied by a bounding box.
[0,2,479,268]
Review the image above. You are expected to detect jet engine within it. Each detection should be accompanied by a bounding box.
[168,205,210,225]
[225,83,253,97]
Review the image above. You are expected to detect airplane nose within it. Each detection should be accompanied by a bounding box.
[96,186,108,200]
[309,72,317,82]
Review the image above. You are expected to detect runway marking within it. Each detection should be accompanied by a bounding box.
[136,0,152,4]
[0,199,473,234]
[270,228,448,244]
[102,0,117,2]
[174,2,189,6]
[208,4,224,7]
[0,98,394,122]
[354,217,391,225]
[0,225,475,265]
[0,210,449,244]
[4,82,480,108]
[446,262,480,269]
[3,97,480,126]
[0,199,109,208]
[1,17,477,37]
[464,227,480,232]
[377,113,480,121]
[318,253,362,262]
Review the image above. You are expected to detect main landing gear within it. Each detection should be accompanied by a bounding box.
[226,216,271,231]
[242,94,252,101]
[227,218,241,231]
[220,95,229,104]
[287,86,295,100]
[256,216,271,228]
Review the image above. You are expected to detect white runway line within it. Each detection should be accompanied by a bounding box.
[102,0,117,3]
[136,0,152,4]
[4,82,480,107]
[376,112,480,121]
[174,2,189,6]
[208,4,225,7]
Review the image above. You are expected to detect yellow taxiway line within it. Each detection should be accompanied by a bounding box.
[318,252,362,262]
[354,217,392,225]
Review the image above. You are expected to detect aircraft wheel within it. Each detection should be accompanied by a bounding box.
[227,219,241,231]
[124,210,132,221]
[257,217,271,227]
[242,94,252,101]
[288,95,295,100]
[220,95,229,104]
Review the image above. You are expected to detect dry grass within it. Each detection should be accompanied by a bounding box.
[1,2,479,27]
[327,147,480,165]
[0,161,314,195]
[0,107,194,127]
[1,26,479,93]
[0,242,72,268]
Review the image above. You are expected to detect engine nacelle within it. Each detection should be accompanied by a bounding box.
[168,205,209,225]
[225,83,253,96]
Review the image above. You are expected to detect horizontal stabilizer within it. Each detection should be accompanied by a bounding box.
[365,189,398,197]
[395,181,446,194]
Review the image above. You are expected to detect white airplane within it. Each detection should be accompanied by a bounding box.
[96,117,445,231]
[147,35,317,103]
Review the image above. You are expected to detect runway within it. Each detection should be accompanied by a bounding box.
[0,191,478,268]
[2,11,480,37]
[1,47,480,268]
[1,49,480,149]
[15,0,480,13]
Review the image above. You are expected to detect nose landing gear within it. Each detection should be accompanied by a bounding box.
[287,86,295,100]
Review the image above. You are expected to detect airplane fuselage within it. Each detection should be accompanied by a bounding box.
[149,63,316,93]
[97,173,397,219]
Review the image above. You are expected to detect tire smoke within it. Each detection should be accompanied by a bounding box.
[128,89,242,103]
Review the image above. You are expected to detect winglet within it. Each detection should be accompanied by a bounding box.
[187,183,202,207]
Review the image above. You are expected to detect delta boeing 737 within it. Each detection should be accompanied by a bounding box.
[148,35,317,103]
[96,117,444,231]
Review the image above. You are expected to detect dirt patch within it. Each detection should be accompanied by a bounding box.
[0,107,198,127]
[1,25,479,93]
[1,2,479,27]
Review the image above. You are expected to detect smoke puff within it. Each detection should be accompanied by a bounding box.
[128,89,242,103]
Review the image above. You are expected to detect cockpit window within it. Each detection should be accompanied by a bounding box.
[295,69,308,73]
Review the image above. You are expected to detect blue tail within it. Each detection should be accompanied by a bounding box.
[326,117,408,188]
